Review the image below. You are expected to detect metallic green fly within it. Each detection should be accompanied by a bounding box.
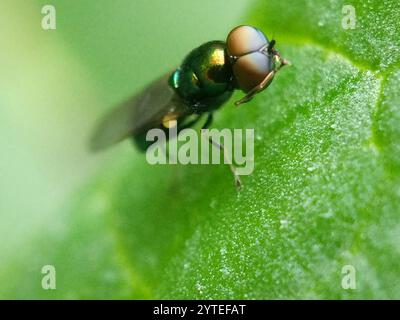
[90,25,289,186]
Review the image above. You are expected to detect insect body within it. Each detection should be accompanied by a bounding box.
[90,25,289,185]
[169,40,233,115]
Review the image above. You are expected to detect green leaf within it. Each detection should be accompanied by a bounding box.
[3,0,399,299]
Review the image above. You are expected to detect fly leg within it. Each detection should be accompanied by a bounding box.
[202,113,242,188]
[177,114,204,131]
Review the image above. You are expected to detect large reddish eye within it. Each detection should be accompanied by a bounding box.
[226,25,268,57]
[232,52,274,93]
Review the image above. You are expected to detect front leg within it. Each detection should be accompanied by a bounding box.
[202,113,242,188]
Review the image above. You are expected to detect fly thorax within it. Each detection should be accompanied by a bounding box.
[169,41,234,113]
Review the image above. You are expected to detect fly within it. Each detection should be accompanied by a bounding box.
[90,25,289,186]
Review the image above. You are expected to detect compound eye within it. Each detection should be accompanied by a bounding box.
[233,51,275,93]
[226,25,268,57]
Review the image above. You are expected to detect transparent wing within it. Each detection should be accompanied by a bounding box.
[89,72,188,151]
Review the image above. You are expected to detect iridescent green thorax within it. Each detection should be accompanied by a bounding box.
[169,41,233,113]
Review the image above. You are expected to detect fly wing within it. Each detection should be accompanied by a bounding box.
[90,72,188,152]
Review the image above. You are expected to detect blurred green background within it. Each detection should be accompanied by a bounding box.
[0,0,251,297]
